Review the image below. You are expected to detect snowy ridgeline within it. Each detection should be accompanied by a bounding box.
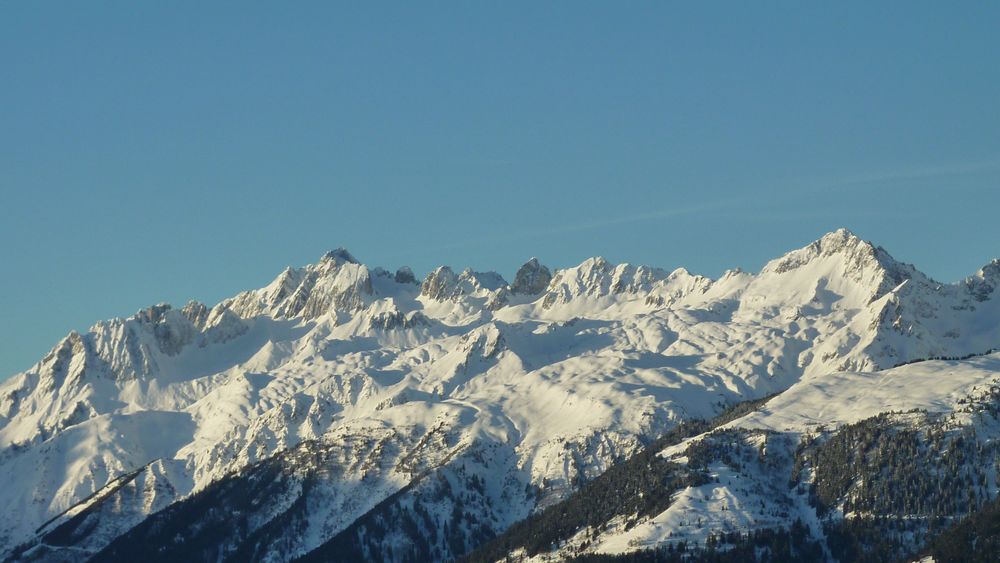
[482,355,1000,562]
[1,229,1000,561]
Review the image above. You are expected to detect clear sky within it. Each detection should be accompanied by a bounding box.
[1,2,999,379]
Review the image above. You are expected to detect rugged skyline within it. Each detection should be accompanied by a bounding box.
[3,228,1000,561]
[4,3,1000,379]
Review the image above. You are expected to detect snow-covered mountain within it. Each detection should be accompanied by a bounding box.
[2,229,999,562]
[472,353,1000,562]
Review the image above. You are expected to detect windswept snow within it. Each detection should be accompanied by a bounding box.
[1,229,999,559]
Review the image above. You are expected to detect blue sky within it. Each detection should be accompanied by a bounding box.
[1,2,999,378]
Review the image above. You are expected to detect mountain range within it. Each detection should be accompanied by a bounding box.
[2,228,1000,562]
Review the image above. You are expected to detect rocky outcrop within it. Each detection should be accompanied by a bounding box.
[420,266,459,300]
[394,267,416,285]
[510,258,552,295]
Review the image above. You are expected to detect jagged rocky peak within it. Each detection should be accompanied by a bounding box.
[31,305,197,386]
[394,266,416,284]
[577,257,667,291]
[643,267,719,307]
[458,268,507,291]
[201,305,249,345]
[420,266,507,301]
[367,306,431,331]
[582,255,612,272]
[421,266,459,300]
[611,263,669,294]
[297,257,373,317]
[134,303,173,324]
[181,300,209,329]
[112,304,198,357]
[545,256,610,293]
[145,305,198,356]
[223,249,374,319]
[511,258,552,295]
[542,256,669,308]
[768,228,907,279]
[753,228,922,306]
[982,258,1000,278]
[135,300,249,348]
[768,228,865,272]
[964,258,1000,302]
[320,247,359,265]
[313,247,368,279]
[39,330,87,380]
[269,267,305,304]
[8,229,1000,562]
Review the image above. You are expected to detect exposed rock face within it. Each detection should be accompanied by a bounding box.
[394,266,416,285]
[420,266,459,300]
[541,258,670,309]
[223,249,374,319]
[321,247,359,265]
[180,301,209,329]
[765,227,915,303]
[485,287,509,311]
[3,232,1000,562]
[967,259,1000,302]
[368,310,431,330]
[419,266,507,303]
[510,258,552,295]
[202,306,249,345]
[146,306,198,356]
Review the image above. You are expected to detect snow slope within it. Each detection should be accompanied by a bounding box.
[493,352,1000,562]
[582,355,1000,558]
[1,229,998,560]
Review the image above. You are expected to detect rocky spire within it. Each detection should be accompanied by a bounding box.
[393,266,416,284]
[421,266,459,300]
[320,247,359,265]
[510,258,552,295]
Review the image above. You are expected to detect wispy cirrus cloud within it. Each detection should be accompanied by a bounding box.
[427,199,740,252]
[401,155,1000,257]
[794,156,1000,193]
